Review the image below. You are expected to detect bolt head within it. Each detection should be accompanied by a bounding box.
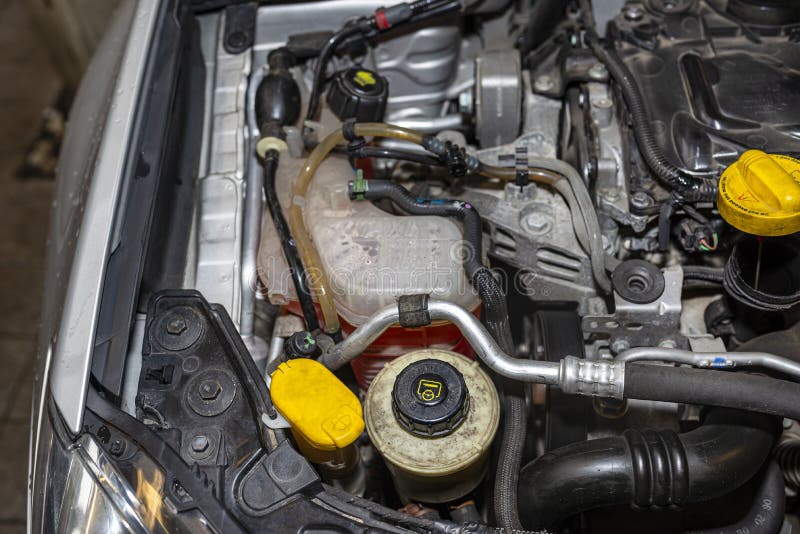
[522,212,551,234]
[588,63,608,81]
[534,75,554,93]
[659,339,677,349]
[191,435,210,453]
[199,380,222,400]
[624,4,645,21]
[166,316,188,335]
[630,191,653,209]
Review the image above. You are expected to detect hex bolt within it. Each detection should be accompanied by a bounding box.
[534,75,554,93]
[588,63,608,81]
[659,339,677,349]
[522,212,551,234]
[191,435,210,454]
[630,191,654,209]
[166,315,188,336]
[199,380,221,401]
[624,3,645,21]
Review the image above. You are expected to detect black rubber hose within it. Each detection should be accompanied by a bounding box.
[263,150,320,331]
[305,23,365,123]
[333,144,444,167]
[688,460,785,534]
[354,180,523,528]
[578,1,717,202]
[518,408,777,529]
[624,364,800,420]
[351,145,443,167]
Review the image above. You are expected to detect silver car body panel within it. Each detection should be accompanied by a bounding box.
[46,0,160,435]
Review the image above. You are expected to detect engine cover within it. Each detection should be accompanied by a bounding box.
[610,0,800,178]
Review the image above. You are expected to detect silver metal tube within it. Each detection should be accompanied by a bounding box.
[427,301,562,384]
[391,114,466,133]
[240,66,267,338]
[319,300,562,385]
[617,347,800,382]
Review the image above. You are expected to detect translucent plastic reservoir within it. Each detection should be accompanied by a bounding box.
[257,155,479,326]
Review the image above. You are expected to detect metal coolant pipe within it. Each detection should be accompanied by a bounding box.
[318,299,624,398]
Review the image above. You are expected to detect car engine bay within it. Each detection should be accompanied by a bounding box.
[73,0,800,532]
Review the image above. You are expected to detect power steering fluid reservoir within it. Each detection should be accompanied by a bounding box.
[718,150,800,236]
[364,349,499,503]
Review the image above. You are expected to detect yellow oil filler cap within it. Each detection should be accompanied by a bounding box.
[718,150,800,236]
[270,358,364,458]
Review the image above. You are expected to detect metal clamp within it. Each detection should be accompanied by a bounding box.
[559,356,625,399]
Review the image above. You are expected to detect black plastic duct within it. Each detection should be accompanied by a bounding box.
[518,409,777,529]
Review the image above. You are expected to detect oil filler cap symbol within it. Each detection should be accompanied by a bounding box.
[392,359,469,437]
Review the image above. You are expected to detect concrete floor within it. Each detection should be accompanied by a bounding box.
[0,1,62,531]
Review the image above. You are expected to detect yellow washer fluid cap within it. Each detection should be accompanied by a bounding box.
[718,150,800,236]
[270,358,364,451]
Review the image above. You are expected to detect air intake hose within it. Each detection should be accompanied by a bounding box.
[518,409,777,529]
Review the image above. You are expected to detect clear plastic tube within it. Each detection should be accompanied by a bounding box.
[287,123,425,333]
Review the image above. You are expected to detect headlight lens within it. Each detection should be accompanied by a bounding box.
[30,403,211,533]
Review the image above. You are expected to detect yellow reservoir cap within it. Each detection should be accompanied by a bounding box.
[718,150,800,236]
[270,358,364,451]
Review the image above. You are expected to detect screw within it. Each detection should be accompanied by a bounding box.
[199,380,221,401]
[109,439,125,457]
[534,75,554,93]
[191,435,210,453]
[166,316,187,335]
[522,212,551,234]
[588,63,608,81]
[659,339,677,349]
[624,3,645,21]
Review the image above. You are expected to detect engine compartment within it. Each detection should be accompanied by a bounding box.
[99,0,800,532]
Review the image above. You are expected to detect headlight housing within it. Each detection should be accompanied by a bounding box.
[30,402,211,533]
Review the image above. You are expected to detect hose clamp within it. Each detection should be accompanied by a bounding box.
[560,356,625,399]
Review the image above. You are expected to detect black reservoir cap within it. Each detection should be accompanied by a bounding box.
[326,67,388,122]
[391,359,469,437]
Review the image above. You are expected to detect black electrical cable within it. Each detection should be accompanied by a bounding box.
[658,196,679,252]
[577,0,717,202]
[682,265,725,284]
[624,364,800,420]
[352,180,525,529]
[304,0,460,125]
[688,460,785,534]
[263,150,321,332]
